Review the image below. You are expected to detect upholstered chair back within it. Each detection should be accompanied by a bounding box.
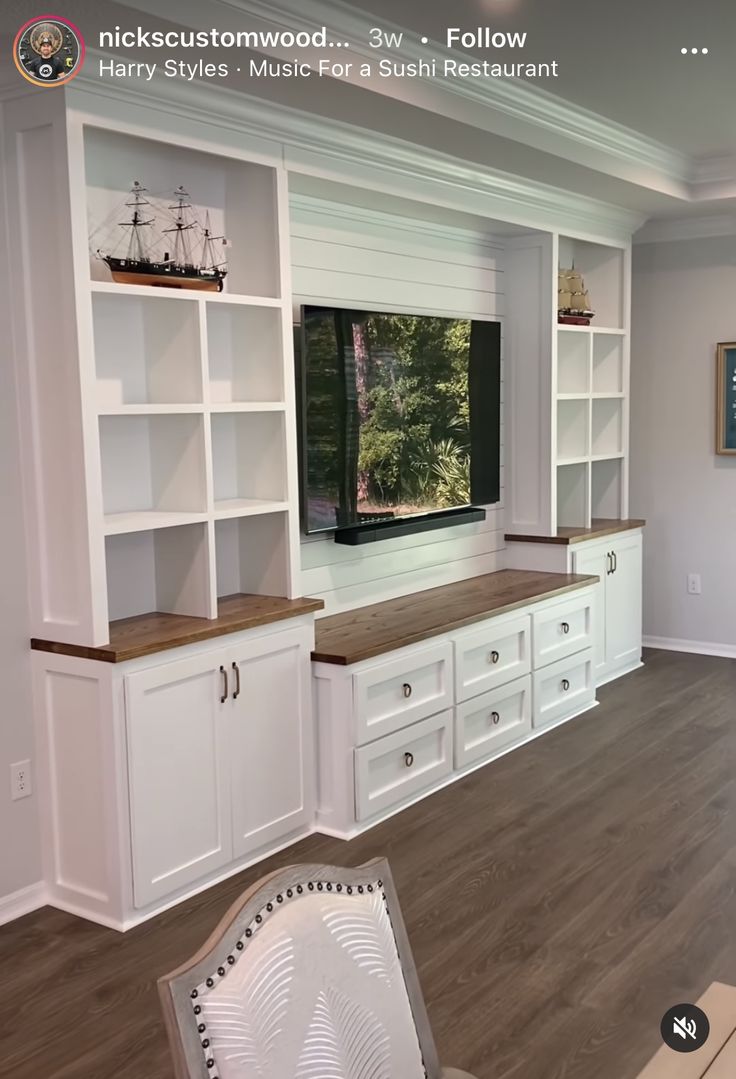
[159,859,443,1079]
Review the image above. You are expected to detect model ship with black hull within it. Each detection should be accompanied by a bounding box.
[558,266,595,325]
[96,182,229,292]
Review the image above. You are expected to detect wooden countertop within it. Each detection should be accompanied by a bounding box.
[312,569,598,666]
[31,593,325,663]
[505,518,645,546]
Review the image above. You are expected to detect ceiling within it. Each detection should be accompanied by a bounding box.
[2,0,734,232]
[347,0,736,158]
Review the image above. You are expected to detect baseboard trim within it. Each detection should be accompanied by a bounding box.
[643,636,736,660]
[0,881,47,927]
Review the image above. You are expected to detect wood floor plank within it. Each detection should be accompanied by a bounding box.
[2,649,735,1078]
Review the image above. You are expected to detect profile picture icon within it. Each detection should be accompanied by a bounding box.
[13,16,85,86]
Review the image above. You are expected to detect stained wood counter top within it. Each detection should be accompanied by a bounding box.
[312,569,598,666]
[31,593,324,663]
[505,518,645,546]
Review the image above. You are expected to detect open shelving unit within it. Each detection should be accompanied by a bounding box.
[553,236,630,529]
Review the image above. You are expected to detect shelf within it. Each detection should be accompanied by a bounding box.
[591,398,624,457]
[85,126,282,297]
[590,453,625,462]
[89,281,282,306]
[105,522,211,622]
[210,402,286,413]
[211,412,286,505]
[557,331,590,395]
[557,398,589,461]
[591,458,624,519]
[98,405,205,416]
[99,414,207,518]
[104,510,209,536]
[215,514,291,598]
[213,498,289,519]
[556,456,589,467]
[92,291,203,407]
[556,393,589,401]
[557,325,626,336]
[591,393,624,400]
[558,237,625,330]
[556,460,589,529]
[207,303,284,404]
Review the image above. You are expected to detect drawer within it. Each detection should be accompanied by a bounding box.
[454,613,530,702]
[455,674,532,769]
[532,592,593,669]
[354,710,453,822]
[353,641,453,745]
[532,649,595,729]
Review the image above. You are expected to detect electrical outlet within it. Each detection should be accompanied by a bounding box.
[10,760,32,801]
[687,573,702,595]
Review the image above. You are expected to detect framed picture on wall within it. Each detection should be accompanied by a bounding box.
[716,342,736,454]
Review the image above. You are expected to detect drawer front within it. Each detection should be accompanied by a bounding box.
[532,592,593,668]
[532,650,595,729]
[354,710,453,821]
[353,642,453,745]
[454,674,532,769]
[454,613,531,702]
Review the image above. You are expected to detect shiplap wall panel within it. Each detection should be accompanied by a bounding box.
[291,197,505,615]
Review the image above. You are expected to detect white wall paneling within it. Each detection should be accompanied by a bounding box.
[292,194,506,614]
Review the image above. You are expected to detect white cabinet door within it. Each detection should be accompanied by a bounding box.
[606,533,643,675]
[571,544,608,681]
[126,650,232,908]
[229,627,312,861]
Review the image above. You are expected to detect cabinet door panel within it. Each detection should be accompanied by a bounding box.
[571,545,608,680]
[126,651,232,909]
[607,534,643,672]
[230,628,311,860]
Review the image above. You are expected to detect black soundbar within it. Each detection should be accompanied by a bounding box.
[333,506,486,545]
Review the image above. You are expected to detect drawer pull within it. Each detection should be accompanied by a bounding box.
[404,751,414,768]
[232,661,240,700]
[490,711,500,725]
[489,650,500,664]
[219,665,228,704]
[561,678,570,691]
[402,682,412,699]
[561,622,570,634]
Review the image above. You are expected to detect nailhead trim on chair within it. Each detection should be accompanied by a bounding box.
[187,877,393,1079]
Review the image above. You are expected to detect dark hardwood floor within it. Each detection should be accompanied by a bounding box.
[3,648,736,1078]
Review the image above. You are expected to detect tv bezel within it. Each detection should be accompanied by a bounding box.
[296,303,501,538]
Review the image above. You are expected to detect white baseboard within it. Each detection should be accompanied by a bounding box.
[643,636,736,660]
[0,881,47,927]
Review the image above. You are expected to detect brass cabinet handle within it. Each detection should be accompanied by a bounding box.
[402,683,412,699]
[219,665,228,703]
[561,678,570,691]
[489,650,500,664]
[232,661,240,699]
[491,711,500,725]
[404,752,414,768]
[561,622,570,634]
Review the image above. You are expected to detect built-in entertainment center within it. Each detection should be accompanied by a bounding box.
[4,82,642,929]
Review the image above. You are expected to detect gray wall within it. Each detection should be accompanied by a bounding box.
[631,235,736,651]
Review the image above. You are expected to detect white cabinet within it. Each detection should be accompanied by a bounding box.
[353,642,452,744]
[229,629,312,860]
[454,613,530,702]
[572,531,642,684]
[454,675,532,769]
[33,619,315,926]
[126,652,233,907]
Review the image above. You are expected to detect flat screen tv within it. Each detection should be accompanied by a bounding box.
[298,305,501,537]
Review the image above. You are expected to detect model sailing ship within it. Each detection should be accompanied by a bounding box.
[558,266,595,325]
[96,182,228,292]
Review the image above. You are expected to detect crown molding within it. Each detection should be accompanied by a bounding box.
[117,0,691,198]
[634,212,736,244]
[69,57,645,241]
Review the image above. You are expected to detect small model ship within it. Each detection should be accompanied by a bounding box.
[96,182,228,292]
[558,266,595,325]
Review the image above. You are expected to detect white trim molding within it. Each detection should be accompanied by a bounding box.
[0,881,47,927]
[634,214,736,244]
[643,636,736,660]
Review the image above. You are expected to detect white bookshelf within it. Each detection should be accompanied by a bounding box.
[5,96,301,646]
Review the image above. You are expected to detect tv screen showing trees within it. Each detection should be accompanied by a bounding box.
[300,305,500,534]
